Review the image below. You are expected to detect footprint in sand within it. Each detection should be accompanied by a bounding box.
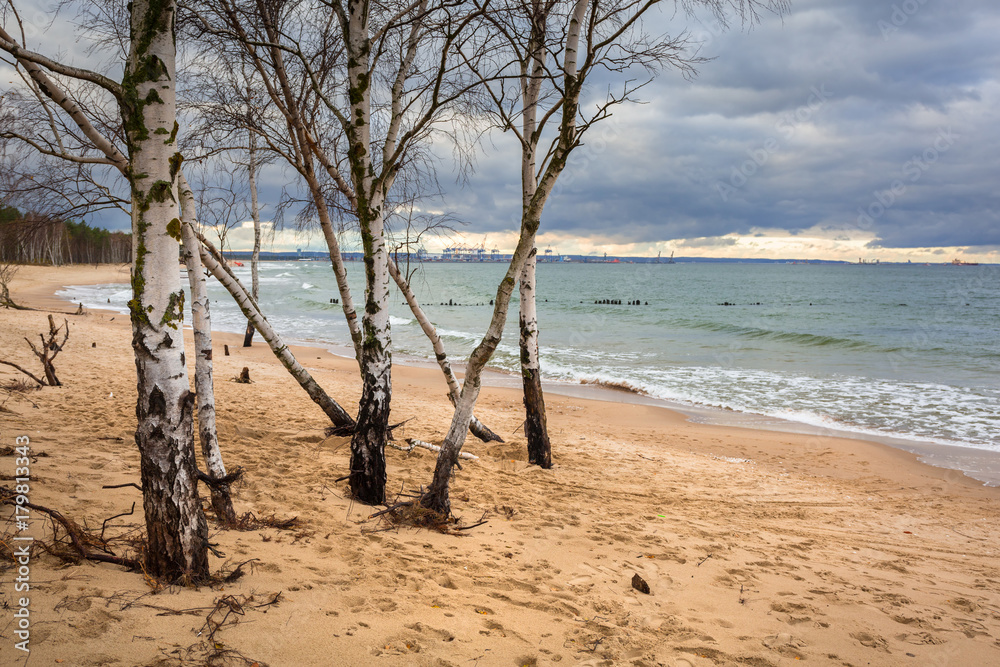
[763,632,807,658]
[850,631,890,652]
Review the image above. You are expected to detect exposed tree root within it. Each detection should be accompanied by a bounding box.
[362,488,489,534]
[0,485,141,569]
[230,511,300,532]
[153,591,280,666]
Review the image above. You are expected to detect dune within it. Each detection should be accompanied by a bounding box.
[1,264,998,666]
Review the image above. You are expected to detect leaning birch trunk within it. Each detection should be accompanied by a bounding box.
[302,166,363,363]
[519,246,551,467]
[421,0,589,516]
[194,229,357,432]
[420,236,536,515]
[178,173,237,524]
[256,21,363,362]
[124,0,208,581]
[243,135,261,347]
[387,258,503,443]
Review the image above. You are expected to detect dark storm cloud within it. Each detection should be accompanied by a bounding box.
[46,0,998,252]
[442,0,1000,250]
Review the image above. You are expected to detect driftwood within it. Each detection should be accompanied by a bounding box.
[391,438,479,461]
[0,315,69,386]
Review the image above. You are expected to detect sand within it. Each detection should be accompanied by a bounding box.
[1,264,999,667]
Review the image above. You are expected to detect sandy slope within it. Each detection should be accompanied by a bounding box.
[1,264,999,667]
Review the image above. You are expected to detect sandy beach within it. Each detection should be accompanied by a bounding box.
[1,264,999,666]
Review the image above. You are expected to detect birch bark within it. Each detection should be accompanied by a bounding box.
[343,0,392,504]
[518,1,553,467]
[178,173,237,524]
[519,248,551,466]
[124,0,208,580]
[243,133,261,347]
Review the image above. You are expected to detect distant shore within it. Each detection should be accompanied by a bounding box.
[216,252,999,265]
[2,264,998,666]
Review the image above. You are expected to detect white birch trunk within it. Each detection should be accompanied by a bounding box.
[345,0,392,505]
[124,0,208,581]
[178,173,237,524]
[243,135,261,347]
[193,228,356,431]
[302,167,363,361]
[518,244,551,465]
[518,3,553,467]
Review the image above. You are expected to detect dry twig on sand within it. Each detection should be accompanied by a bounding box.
[0,315,70,386]
[0,485,141,568]
[363,487,489,534]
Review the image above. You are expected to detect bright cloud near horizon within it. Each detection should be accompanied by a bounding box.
[228,221,997,264]
[9,0,1000,262]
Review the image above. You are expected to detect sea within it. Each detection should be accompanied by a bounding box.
[59,261,1000,485]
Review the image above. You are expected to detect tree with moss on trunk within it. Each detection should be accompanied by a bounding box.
[421,0,786,515]
[190,0,491,504]
[0,0,240,579]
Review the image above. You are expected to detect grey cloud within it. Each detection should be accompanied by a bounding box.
[73,0,1000,253]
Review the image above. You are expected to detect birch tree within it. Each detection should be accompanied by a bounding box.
[190,0,488,504]
[242,129,263,347]
[0,0,221,578]
[192,223,358,431]
[421,0,785,514]
[178,172,237,524]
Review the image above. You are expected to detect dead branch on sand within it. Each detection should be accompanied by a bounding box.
[362,487,489,534]
[0,485,140,568]
[0,315,69,386]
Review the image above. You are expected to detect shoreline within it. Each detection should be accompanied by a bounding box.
[54,264,1000,487]
[2,263,999,666]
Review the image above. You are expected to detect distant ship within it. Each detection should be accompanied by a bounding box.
[951,258,979,266]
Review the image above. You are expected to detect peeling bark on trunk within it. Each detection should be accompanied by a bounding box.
[343,0,391,505]
[350,198,391,505]
[124,0,208,581]
[388,258,503,443]
[194,226,356,430]
[519,248,551,467]
[178,174,237,525]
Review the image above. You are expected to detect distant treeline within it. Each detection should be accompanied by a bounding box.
[0,207,131,265]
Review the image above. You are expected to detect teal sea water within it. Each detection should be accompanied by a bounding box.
[61,262,1000,475]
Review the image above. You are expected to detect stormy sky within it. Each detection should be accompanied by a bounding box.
[429,0,1000,261]
[6,0,1000,261]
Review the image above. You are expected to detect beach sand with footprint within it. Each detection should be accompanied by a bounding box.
[1,265,999,666]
